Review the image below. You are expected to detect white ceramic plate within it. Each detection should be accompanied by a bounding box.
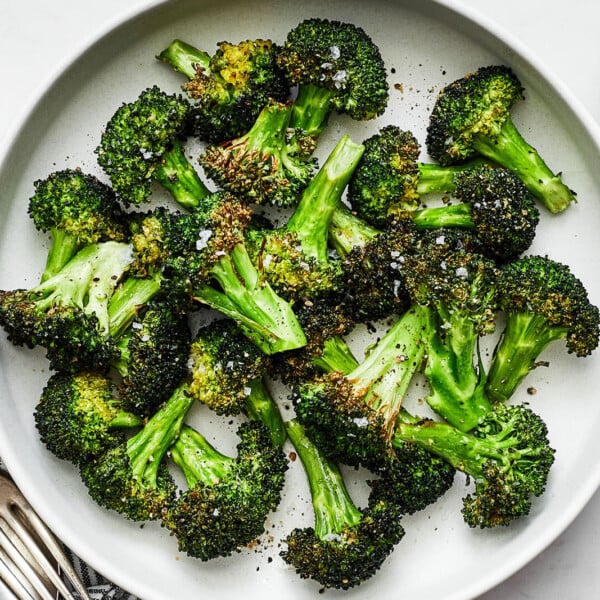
[2,1,600,599]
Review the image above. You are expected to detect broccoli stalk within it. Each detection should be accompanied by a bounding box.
[486,255,600,403]
[394,403,555,528]
[162,421,288,560]
[293,306,428,469]
[426,65,576,213]
[243,378,287,448]
[281,418,404,589]
[80,383,195,521]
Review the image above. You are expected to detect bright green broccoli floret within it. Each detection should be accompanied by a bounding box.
[426,65,576,213]
[402,239,499,431]
[280,418,404,590]
[277,17,389,136]
[486,255,600,403]
[34,371,142,465]
[394,403,555,528]
[158,38,290,143]
[0,241,133,372]
[28,169,128,281]
[244,134,363,300]
[187,318,269,415]
[79,383,194,521]
[96,86,209,209]
[293,306,428,469]
[199,99,317,207]
[162,420,287,560]
[411,163,540,262]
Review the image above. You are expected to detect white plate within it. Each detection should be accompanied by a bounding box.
[2,1,600,599]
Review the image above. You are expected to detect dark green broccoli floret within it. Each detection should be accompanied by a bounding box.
[411,163,540,262]
[486,255,600,403]
[79,383,194,521]
[368,439,456,516]
[96,86,209,209]
[330,207,416,322]
[0,241,133,372]
[394,403,555,528]
[244,134,363,300]
[402,239,499,431]
[162,420,287,560]
[187,318,269,415]
[347,125,483,228]
[293,306,428,469]
[28,169,128,282]
[111,300,192,416]
[34,371,142,465]
[280,418,404,590]
[158,38,290,143]
[277,18,389,137]
[199,99,317,207]
[426,65,576,213]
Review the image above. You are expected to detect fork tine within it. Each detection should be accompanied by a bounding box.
[0,542,48,600]
[0,472,91,600]
[2,506,77,600]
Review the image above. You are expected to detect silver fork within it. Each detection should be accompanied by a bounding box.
[0,469,91,600]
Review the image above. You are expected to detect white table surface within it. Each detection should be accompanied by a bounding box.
[0,1,598,598]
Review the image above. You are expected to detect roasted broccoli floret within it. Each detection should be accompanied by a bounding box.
[277,17,389,137]
[34,371,142,465]
[394,403,555,528]
[158,38,290,143]
[411,163,540,262]
[111,300,192,416]
[244,134,363,300]
[401,239,499,431]
[199,99,317,207]
[292,306,428,469]
[0,241,133,372]
[96,86,209,209]
[486,255,600,403]
[28,169,128,282]
[162,421,287,560]
[79,382,194,521]
[280,418,404,589]
[347,125,484,228]
[186,318,269,415]
[426,65,576,213]
[329,206,416,322]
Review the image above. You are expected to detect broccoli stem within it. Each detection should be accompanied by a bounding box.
[107,273,163,340]
[486,311,568,403]
[170,424,234,489]
[286,135,364,263]
[153,139,212,211]
[243,378,287,447]
[346,307,427,437]
[415,159,485,196]
[472,117,575,213]
[311,335,359,375]
[126,384,195,487]
[289,83,335,137]
[194,243,307,354]
[411,203,473,230]
[328,203,380,257]
[33,242,133,333]
[421,303,492,431]
[109,412,144,429]
[285,418,362,538]
[40,228,81,282]
[157,39,211,80]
